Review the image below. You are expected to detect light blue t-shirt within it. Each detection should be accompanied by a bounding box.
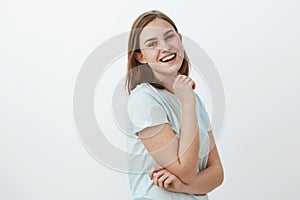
[126,82,212,200]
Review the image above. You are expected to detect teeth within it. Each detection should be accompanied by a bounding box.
[161,54,175,62]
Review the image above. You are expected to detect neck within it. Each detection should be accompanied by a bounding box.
[154,72,177,94]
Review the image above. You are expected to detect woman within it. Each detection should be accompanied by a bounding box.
[126,10,224,199]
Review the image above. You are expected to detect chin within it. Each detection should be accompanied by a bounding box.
[172,64,182,72]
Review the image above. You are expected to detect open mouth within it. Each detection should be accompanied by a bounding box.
[159,53,177,63]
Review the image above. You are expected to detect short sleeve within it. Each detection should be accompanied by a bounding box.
[195,93,212,132]
[127,91,169,134]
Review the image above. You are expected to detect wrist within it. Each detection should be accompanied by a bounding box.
[181,182,190,194]
[181,103,196,114]
[181,174,196,194]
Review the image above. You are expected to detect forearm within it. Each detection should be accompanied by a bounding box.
[150,130,224,195]
[176,103,200,182]
[183,166,224,195]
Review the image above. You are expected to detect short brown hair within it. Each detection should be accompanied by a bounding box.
[126,10,190,94]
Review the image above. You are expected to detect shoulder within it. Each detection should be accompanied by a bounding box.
[194,92,209,117]
[127,83,169,133]
[129,83,151,96]
[194,92,212,131]
[194,92,203,107]
[128,83,158,110]
[194,92,209,111]
[128,83,160,103]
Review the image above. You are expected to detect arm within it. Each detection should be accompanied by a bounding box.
[137,75,199,184]
[183,131,224,195]
[150,131,224,195]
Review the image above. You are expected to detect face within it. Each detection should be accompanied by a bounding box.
[136,18,184,78]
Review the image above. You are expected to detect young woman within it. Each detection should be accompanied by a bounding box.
[126,10,224,199]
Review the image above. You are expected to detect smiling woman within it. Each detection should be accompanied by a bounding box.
[136,20,184,79]
[125,10,224,200]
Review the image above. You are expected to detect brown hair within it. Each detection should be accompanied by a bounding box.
[125,10,190,94]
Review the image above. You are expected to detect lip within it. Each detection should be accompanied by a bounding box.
[159,53,177,64]
[160,53,177,65]
[159,53,175,61]
[159,53,176,60]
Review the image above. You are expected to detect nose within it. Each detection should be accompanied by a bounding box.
[158,40,170,52]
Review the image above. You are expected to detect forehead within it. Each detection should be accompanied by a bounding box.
[140,18,175,41]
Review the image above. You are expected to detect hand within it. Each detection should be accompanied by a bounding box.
[172,75,196,105]
[149,167,186,193]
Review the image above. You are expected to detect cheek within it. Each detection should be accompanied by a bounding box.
[172,38,184,50]
[169,36,181,44]
[145,50,160,61]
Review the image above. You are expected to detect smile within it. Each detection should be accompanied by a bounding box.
[159,53,176,63]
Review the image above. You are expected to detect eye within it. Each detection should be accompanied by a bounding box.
[165,34,175,41]
[147,41,157,47]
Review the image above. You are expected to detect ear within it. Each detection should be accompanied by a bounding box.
[134,52,147,64]
[178,33,182,41]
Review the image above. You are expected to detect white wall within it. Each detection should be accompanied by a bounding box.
[1,0,299,199]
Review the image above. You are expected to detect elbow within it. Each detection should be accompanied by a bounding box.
[217,166,224,187]
[208,165,224,191]
[204,166,224,194]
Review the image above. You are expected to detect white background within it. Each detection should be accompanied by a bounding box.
[1,0,300,199]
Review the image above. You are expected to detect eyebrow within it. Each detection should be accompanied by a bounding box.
[143,29,174,44]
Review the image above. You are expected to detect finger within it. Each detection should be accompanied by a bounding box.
[178,75,188,83]
[158,173,169,188]
[149,168,161,179]
[173,75,184,89]
[164,177,173,188]
[149,168,156,179]
[182,78,193,90]
[153,170,166,186]
[182,76,191,85]
[186,78,196,89]
[174,75,188,88]
[191,80,196,89]
[174,74,184,84]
